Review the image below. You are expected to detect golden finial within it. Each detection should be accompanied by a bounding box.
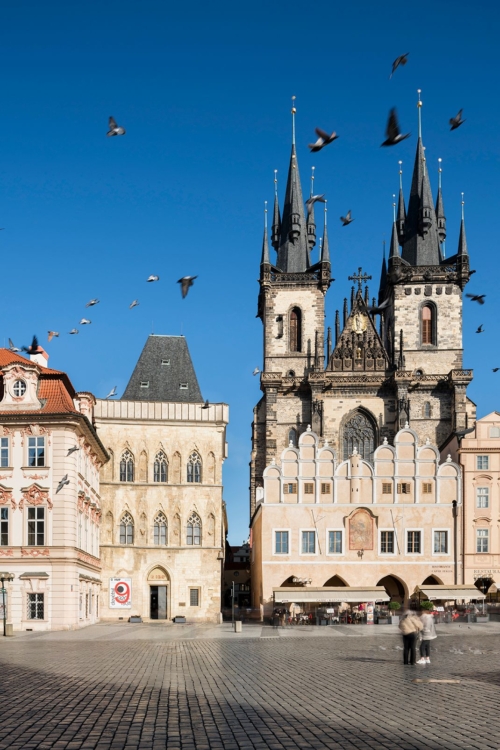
[392,194,396,222]
[438,157,443,190]
[461,191,465,220]
[324,199,328,227]
[417,89,423,138]
[291,95,297,146]
[398,160,403,190]
[274,169,278,197]
[264,200,268,230]
[310,165,315,197]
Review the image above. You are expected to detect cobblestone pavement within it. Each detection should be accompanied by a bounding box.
[1,626,499,750]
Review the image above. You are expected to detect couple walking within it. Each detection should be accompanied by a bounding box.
[398,610,437,665]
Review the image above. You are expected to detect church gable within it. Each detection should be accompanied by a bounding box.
[328,292,389,373]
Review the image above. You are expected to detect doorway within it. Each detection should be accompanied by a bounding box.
[150,586,168,619]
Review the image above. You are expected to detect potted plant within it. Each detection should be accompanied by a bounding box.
[420,600,434,612]
[388,601,401,624]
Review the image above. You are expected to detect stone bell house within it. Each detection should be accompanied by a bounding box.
[0,345,108,631]
[250,102,477,610]
[94,335,229,623]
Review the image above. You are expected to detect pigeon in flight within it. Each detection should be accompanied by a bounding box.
[69,329,79,335]
[450,109,466,131]
[47,331,59,342]
[67,446,80,456]
[367,298,390,315]
[476,325,484,334]
[56,474,70,494]
[389,53,409,79]
[85,299,99,307]
[308,128,339,153]
[340,210,354,226]
[306,195,326,216]
[107,116,126,137]
[22,335,40,354]
[147,275,160,282]
[79,318,91,325]
[129,300,139,309]
[105,386,118,399]
[8,338,21,352]
[466,293,485,305]
[253,367,260,376]
[202,400,210,409]
[178,276,197,298]
[493,368,499,373]
[381,108,410,147]
[455,426,476,438]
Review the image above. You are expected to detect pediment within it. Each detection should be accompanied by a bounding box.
[328,292,389,373]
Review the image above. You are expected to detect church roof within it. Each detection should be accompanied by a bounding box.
[276,145,310,273]
[401,138,441,266]
[122,335,203,403]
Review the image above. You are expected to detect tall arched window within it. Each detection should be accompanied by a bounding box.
[289,308,302,352]
[288,428,297,447]
[154,512,167,545]
[187,452,202,483]
[186,512,202,545]
[423,402,432,418]
[119,450,134,482]
[421,305,435,345]
[342,411,376,462]
[154,451,168,483]
[119,512,134,544]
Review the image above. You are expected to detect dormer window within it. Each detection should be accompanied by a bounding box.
[140,381,149,388]
[161,359,170,366]
[13,380,26,397]
[180,383,188,390]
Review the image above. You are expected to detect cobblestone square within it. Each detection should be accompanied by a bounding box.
[0,624,499,750]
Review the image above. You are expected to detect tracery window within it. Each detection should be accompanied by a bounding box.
[342,411,376,463]
[154,451,168,483]
[187,452,202,483]
[119,450,134,482]
[423,402,432,418]
[186,512,201,546]
[119,512,134,545]
[421,305,435,345]
[289,308,302,352]
[154,512,167,545]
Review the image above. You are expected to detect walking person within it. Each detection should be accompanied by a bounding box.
[417,610,437,664]
[398,610,423,665]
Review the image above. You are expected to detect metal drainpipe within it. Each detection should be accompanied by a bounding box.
[452,500,458,586]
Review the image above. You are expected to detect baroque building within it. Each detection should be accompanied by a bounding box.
[95,335,229,623]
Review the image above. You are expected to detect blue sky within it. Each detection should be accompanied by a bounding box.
[1,1,499,544]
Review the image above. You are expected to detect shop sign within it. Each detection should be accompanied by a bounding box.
[366,601,374,625]
[474,570,500,577]
[109,578,132,608]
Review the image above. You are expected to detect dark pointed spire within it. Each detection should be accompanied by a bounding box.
[327,326,332,360]
[343,298,348,328]
[306,166,316,253]
[436,158,446,246]
[457,193,468,256]
[396,161,406,243]
[271,170,281,250]
[321,203,330,264]
[378,241,387,304]
[389,220,399,260]
[261,202,270,265]
[335,312,340,346]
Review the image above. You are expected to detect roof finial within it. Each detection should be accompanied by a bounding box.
[438,157,443,190]
[310,165,315,198]
[417,89,423,139]
[392,194,396,222]
[264,200,268,230]
[291,95,297,146]
[461,191,465,220]
[274,169,278,197]
[398,160,403,189]
[324,200,328,227]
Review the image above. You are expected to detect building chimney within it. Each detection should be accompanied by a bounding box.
[30,347,49,368]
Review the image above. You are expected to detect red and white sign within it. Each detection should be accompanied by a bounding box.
[109,578,132,608]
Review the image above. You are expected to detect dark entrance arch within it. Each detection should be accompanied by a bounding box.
[422,575,443,585]
[280,576,307,587]
[324,575,348,587]
[377,575,406,604]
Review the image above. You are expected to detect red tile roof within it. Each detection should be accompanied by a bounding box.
[0,349,78,415]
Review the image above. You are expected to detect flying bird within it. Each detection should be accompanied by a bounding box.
[455,426,476,438]
[253,367,260,376]
[476,325,484,334]
[79,318,91,325]
[56,474,70,494]
[389,53,409,79]
[493,368,499,373]
[308,127,339,153]
[129,300,139,309]
[202,400,210,409]
[450,109,465,131]
[381,108,410,147]
[69,329,79,335]
[8,338,21,352]
[305,195,326,216]
[340,210,354,227]
[85,299,99,307]
[47,331,59,342]
[22,335,40,354]
[178,276,197,298]
[107,116,126,137]
[367,298,390,315]
[147,275,160,282]
[67,446,80,456]
[105,386,118,399]
[466,293,485,305]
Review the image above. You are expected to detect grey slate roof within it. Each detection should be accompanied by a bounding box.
[276,146,310,273]
[401,138,441,266]
[121,335,203,403]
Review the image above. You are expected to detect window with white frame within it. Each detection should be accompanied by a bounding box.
[27,593,44,620]
[27,507,45,545]
[275,530,289,554]
[301,530,315,554]
[380,530,394,553]
[0,437,9,467]
[28,436,45,467]
[477,456,489,470]
[433,530,448,554]
[0,508,8,545]
[476,529,489,553]
[154,512,167,545]
[78,512,83,549]
[13,380,26,397]
[407,530,421,554]
[476,487,489,508]
[328,530,342,554]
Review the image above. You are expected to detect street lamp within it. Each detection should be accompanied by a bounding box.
[0,572,14,637]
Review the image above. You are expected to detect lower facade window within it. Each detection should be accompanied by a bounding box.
[433,530,448,554]
[0,508,8,545]
[476,529,489,553]
[380,530,394,554]
[328,530,342,554]
[0,437,9,467]
[154,513,167,545]
[476,488,489,508]
[284,483,297,495]
[189,588,200,607]
[407,530,421,554]
[27,507,45,546]
[275,530,289,554]
[301,531,315,554]
[27,593,44,620]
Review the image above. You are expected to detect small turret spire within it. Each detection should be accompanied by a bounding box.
[435,157,446,254]
[271,169,281,250]
[261,201,270,265]
[389,220,399,259]
[457,192,468,256]
[396,160,406,243]
[378,240,387,304]
[306,165,317,253]
[321,202,330,264]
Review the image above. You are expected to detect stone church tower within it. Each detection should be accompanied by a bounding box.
[250,104,475,517]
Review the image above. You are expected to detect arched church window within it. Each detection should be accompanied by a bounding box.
[119,450,134,482]
[342,411,376,463]
[421,305,435,345]
[119,512,134,544]
[154,451,168,483]
[423,402,432,418]
[154,512,167,545]
[288,428,297,447]
[289,308,302,352]
[186,512,202,545]
[187,452,202,483]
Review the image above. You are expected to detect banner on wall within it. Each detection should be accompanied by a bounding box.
[109,578,132,608]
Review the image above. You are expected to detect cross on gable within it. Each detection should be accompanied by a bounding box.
[348,267,372,291]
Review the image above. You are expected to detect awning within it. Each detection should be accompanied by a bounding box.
[273,586,390,604]
[414,585,485,601]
